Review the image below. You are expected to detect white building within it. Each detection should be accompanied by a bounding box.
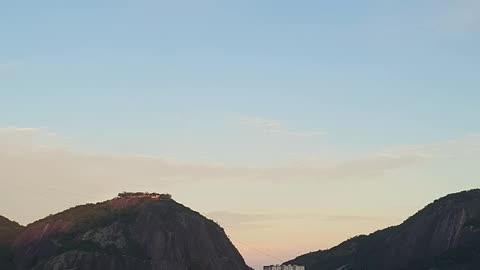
[264,265,305,270]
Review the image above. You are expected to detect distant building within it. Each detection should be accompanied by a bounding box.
[264,265,305,270]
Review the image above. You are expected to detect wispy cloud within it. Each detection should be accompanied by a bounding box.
[1,128,479,189]
[207,211,396,229]
[1,128,480,224]
[240,117,324,137]
[240,117,283,133]
[438,0,480,33]
[0,62,19,73]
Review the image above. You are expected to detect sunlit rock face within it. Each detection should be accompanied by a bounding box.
[11,193,252,270]
[287,189,480,270]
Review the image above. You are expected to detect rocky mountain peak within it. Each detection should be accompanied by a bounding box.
[7,192,251,270]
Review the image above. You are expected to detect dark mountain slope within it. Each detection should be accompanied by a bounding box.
[12,192,251,270]
[0,216,23,270]
[287,189,480,270]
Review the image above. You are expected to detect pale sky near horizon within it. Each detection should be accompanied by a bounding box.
[1,1,480,269]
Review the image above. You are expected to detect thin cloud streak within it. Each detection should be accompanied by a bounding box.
[0,62,19,72]
[240,117,325,137]
[240,117,282,133]
[207,211,396,229]
[437,0,480,33]
[1,128,479,188]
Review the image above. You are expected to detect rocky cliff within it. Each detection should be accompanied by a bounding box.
[10,192,251,270]
[287,189,480,270]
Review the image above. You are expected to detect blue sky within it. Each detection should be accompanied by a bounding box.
[1,1,480,268]
[2,1,479,161]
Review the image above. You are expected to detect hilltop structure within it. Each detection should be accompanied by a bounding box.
[264,265,305,270]
[117,192,172,200]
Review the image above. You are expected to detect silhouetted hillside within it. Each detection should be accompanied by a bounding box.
[0,216,23,270]
[287,189,480,270]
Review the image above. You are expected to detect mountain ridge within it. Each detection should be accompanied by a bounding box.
[286,189,480,270]
[3,189,480,270]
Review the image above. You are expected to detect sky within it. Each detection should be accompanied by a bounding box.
[1,1,480,269]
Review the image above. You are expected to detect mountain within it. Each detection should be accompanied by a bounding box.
[0,216,23,269]
[286,189,480,270]
[10,192,251,270]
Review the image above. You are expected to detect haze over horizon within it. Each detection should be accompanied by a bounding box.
[1,1,479,269]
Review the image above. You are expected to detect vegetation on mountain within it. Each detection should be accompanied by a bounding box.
[0,216,23,270]
[11,193,251,270]
[287,189,480,270]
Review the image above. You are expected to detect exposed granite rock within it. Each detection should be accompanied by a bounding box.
[81,222,128,249]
